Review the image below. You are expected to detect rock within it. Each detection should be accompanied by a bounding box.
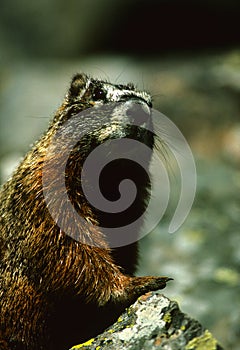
[69,292,223,350]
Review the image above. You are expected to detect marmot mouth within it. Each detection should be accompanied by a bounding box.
[95,97,153,147]
[124,98,152,127]
[122,98,154,150]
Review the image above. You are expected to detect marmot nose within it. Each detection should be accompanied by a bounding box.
[125,99,152,126]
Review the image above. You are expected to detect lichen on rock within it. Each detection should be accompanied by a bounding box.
[70,292,224,350]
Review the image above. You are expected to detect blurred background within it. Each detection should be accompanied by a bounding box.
[0,0,239,348]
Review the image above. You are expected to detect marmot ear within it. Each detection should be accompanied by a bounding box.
[68,73,89,99]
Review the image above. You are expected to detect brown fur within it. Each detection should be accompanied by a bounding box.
[0,73,170,350]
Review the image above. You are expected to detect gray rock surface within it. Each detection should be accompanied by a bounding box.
[69,292,223,350]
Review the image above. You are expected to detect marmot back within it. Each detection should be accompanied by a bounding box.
[0,73,171,350]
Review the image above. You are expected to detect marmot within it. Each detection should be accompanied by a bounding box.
[0,73,171,350]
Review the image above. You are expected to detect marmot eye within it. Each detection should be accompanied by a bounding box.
[92,87,106,101]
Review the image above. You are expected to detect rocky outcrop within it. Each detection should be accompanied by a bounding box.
[70,292,223,350]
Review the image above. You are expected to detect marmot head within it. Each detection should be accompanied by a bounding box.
[51,73,154,147]
[42,74,155,242]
